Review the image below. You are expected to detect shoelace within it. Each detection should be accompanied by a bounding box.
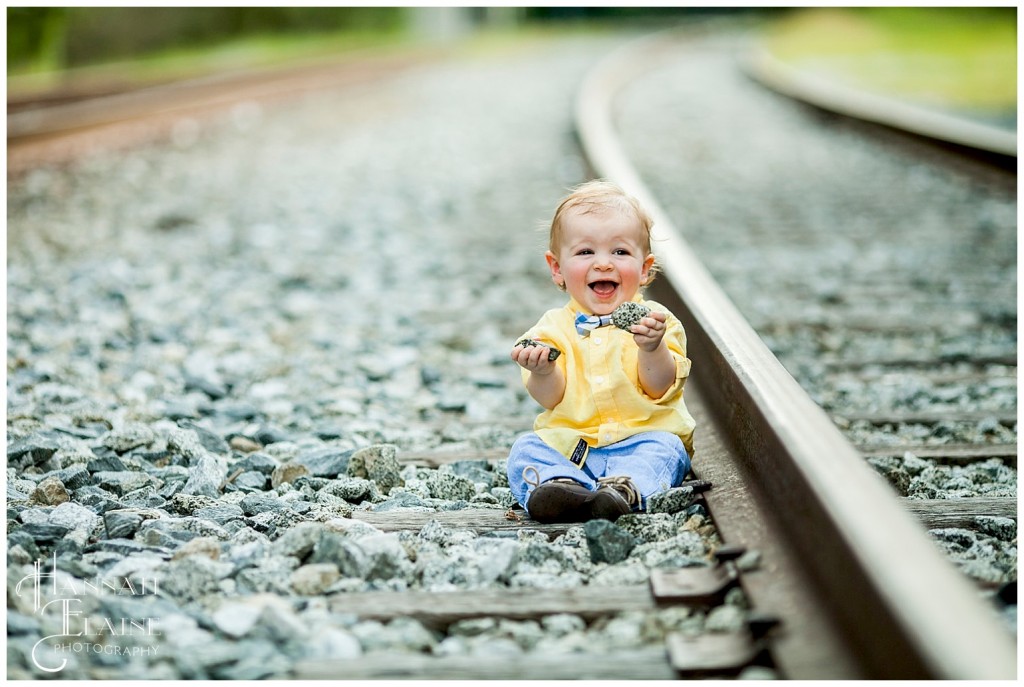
[525,466,638,506]
[523,466,587,491]
[523,465,541,489]
[597,475,640,508]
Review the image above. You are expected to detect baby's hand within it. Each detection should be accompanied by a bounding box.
[511,341,558,375]
[631,311,667,352]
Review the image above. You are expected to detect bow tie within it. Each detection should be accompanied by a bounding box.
[575,312,613,337]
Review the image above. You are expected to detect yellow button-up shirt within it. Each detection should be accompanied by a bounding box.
[519,295,695,463]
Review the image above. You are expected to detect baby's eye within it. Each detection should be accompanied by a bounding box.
[576,248,594,256]
[614,248,632,256]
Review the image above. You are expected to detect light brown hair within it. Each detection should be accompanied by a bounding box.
[547,179,658,288]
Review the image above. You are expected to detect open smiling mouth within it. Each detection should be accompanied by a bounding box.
[589,280,618,298]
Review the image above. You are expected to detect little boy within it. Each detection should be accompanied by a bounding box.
[508,180,695,523]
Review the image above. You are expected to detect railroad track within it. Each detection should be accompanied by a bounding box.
[8,27,1015,680]
[309,30,1015,679]
[611,25,1017,590]
[6,48,438,177]
[745,47,1017,166]
[573,29,1011,679]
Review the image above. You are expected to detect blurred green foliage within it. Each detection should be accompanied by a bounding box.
[765,7,1016,112]
[8,7,404,72]
[8,6,769,75]
[8,7,68,71]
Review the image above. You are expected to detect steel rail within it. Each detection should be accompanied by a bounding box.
[574,30,1016,679]
[745,47,1017,160]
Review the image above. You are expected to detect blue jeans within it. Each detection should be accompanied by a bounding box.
[506,431,691,513]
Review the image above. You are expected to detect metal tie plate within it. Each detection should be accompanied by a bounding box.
[649,544,746,604]
[666,615,780,675]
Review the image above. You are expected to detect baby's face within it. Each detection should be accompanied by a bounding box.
[546,208,654,315]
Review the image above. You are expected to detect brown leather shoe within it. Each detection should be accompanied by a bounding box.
[590,476,641,521]
[526,478,596,523]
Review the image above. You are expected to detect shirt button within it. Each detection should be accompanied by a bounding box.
[604,434,612,441]
[593,337,602,344]
[594,376,604,384]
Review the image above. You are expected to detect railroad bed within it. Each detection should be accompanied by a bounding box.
[6,24,1016,680]
[613,30,1017,603]
[9,32,737,680]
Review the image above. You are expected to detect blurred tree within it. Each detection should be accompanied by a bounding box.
[8,7,405,72]
[61,7,404,66]
[8,7,68,71]
[523,6,766,23]
[7,6,779,75]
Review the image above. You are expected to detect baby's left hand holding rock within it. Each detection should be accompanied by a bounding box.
[631,311,667,352]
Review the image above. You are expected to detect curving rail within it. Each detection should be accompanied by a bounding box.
[574,30,1016,679]
[745,48,1017,161]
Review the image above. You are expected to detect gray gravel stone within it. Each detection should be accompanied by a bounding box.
[347,444,403,495]
[181,454,226,498]
[647,485,698,514]
[48,501,102,532]
[93,471,155,496]
[359,533,413,582]
[705,603,747,632]
[299,627,363,661]
[87,453,129,473]
[239,492,287,516]
[54,464,92,490]
[159,555,235,602]
[103,509,146,538]
[103,424,157,453]
[296,447,353,478]
[290,563,340,595]
[8,432,63,470]
[309,531,370,578]
[172,536,223,561]
[320,476,378,503]
[450,459,494,486]
[373,490,429,511]
[232,471,268,491]
[215,643,293,680]
[193,503,245,525]
[270,521,326,560]
[584,519,639,564]
[427,470,477,501]
[235,452,280,475]
[351,617,438,653]
[975,516,1017,541]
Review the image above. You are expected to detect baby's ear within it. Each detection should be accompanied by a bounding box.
[545,251,565,289]
[640,253,656,284]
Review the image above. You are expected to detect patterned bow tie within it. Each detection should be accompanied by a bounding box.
[575,312,613,337]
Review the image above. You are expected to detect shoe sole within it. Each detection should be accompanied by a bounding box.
[527,481,596,523]
[590,488,632,521]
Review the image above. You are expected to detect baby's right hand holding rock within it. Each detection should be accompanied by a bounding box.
[511,340,559,375]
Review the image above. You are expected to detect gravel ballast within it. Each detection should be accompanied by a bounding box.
[6,32,770,679]
[615,29,1016,624]
[8,23,1015,679]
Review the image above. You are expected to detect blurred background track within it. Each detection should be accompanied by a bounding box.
[8,7,1016,175]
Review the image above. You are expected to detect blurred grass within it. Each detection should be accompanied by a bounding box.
[7,27,413,99]
[6,21,617,102]
[763,7,1016,113]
